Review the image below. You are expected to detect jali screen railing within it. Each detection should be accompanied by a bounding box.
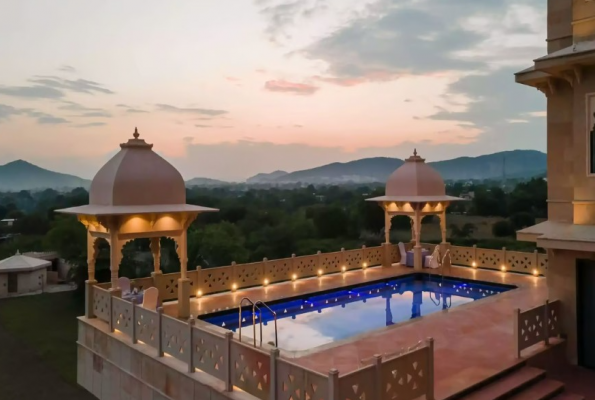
[89,286,435,400]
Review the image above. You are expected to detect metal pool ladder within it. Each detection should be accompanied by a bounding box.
[238,297,278,348]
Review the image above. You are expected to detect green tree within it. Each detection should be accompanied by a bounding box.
[190,222,249,267]
[492,220,515,237]
[43,217,86,267]
[509,212,536,230]
[306,205,349,238]
[450,223,476,239]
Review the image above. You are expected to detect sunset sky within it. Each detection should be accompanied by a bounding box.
[0,0,546,181]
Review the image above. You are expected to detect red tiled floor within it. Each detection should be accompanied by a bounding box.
[164,264,548,400]
[291,267,547,399]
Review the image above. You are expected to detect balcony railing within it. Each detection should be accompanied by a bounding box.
[89,283,434,400]
[513,299,562,358]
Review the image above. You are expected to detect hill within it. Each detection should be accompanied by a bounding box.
[185,177,230,187]
[0,160,91,191]
[247,170,288,184]
[250,150,546,184]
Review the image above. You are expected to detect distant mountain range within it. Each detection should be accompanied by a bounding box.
[246,150,547,184]
[185,177,230,187]
[0,150,546,192]
[0,160,92,192]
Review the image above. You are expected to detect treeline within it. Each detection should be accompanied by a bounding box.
[0,178,546,285]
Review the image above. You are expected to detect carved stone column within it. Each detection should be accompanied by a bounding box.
[439,210,447,244]
[412,209,423,271]
[384,209,392,244]
[438,210,450,265]
[108,230,124,292]
[85,231,100,318]
[150,237,162,277]
[175,229,191,319]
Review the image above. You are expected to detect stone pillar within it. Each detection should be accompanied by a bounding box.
[176,230,191,319]
[438,210,451,263]
[381,243,392,267]
[384,209,392,244]
[439,210,447,245]
[85,232,99,318]
[108,231,123,289]
[412,209,423,270]
[150,237,162,278]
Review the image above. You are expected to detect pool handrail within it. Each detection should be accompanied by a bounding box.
[253,300,278,348]
[238,297,257,347]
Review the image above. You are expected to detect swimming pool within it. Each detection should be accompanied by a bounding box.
[201,274,514,352]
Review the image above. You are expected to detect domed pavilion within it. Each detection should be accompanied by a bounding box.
[57,128,218,318]
[367,150,463,270]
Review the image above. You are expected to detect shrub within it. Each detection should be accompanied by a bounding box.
[510,212,536,230]
[492,220,515,237]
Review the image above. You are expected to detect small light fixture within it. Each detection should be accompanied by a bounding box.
[472,261,477,268]
[232,283,237,291]
[532,269,538,276]
[363,262,367,269]
[264,279,269,286]
[341,266,346,273]
[196,290,202,297]
[500,265,507,272]
[318,269,323,277]
[292,274,297,281]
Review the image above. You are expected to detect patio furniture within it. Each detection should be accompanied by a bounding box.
[406,249,430,267]
[398,242,408,264]
[118,277,131,295]
[142,287,159,310]
[122,289,144,304]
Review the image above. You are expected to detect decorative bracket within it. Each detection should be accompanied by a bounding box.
[547,77,557,96]
[574,65,583,84]
[561,71,574,88]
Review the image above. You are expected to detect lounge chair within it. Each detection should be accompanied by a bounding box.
[117,277,131,295]
[398,242,409,266]
[142,287,159,310]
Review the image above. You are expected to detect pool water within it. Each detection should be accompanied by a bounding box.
[201,274,514,352]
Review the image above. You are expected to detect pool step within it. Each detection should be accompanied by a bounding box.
[457,366,583,400]
[458,367,545,400]
[507,379,564,400]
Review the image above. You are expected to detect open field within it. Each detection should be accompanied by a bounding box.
[0,292,93,399]
[391,214,545,246]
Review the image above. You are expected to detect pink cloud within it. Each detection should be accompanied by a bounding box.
[264,80,319,95]
[255,69,267,74]
[225,76,240,82]
[313,71,399,87]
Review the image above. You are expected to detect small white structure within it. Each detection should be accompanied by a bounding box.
[0,250,50,297]
[0,218,16,227]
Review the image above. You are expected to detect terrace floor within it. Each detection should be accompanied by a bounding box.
[163,264,549,400]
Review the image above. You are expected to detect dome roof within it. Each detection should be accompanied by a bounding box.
[56,128,218,216]
[385,150,445,197]
[366,149,463,204]
[89,128,186,206]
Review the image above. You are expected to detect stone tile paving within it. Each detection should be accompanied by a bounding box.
[166,264,550,400]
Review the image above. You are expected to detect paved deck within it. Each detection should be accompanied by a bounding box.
[163,264,548,400]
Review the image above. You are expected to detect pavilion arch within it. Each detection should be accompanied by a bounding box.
[367,150,464,270]
[58,129,217,318]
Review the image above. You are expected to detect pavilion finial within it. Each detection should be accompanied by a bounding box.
[414,148,417,157]
[133,127,139,139]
